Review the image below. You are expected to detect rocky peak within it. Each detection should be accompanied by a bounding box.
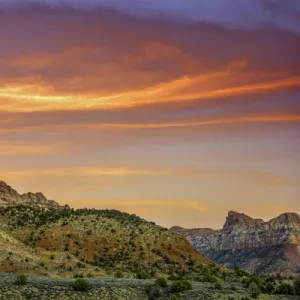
[0,181,69,210]
[222,211,264,233]
[269,213,300,228]
[172,210,300,275]
[0,181,22,203]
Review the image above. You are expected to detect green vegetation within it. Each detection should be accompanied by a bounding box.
[155,277,168,288]
[171,280,192,293]
[276,282,296,295]
[248,282,260,299]
[0,204,209,277]
[214,281,223,290]
[0,205,147,228]
[136,271,152,279]
[73,278,91,292]
[1,204,300,299]
[114,271,124,278]
[15,274,28,285]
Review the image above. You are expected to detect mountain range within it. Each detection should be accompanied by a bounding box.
[1,180,299,278]
[171,210,300,276]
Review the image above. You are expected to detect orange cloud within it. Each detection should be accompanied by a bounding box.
[85,114,300,129]
[0,114,299,136]
[1,73,299,112]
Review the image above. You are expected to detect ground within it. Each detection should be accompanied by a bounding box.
[0,273,298,300]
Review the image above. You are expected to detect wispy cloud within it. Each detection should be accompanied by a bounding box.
[1,75,299,112]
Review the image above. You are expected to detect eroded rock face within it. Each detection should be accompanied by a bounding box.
[171,211,300,275]
[0,181,69,210]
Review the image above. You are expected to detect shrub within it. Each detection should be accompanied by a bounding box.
[276,283,296,295]
[214,281,223,290]
[231,284,237,291]
[155,277,168,288]
[136,271,152,279]
[73,278,91,292]
[15,274,28,285]
[114,271,124,278]
[204,274,218,283]
[265,282,274,294]
[168,295,180,300]
[146,285,163,300]
[171,280,192,293]
[249,282,260,299]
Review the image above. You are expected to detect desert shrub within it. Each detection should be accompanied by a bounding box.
[249,282,260,299]
[73,278,91,291]
[114,271,124,278]
[231,284,237,291]
[214,281,223,290]
[15,274,28,285]
[155,277,168,288]
[205,274,218,283]
[265,282,274,293]
[276,283,296,295]
[146,285,163,300]
[136,271,152,279]
[171,280,192,293]
[243,275,264,287]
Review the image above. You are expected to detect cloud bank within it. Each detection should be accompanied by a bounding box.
[1,0,300,34]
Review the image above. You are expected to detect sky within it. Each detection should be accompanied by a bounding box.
[0,0,299,228]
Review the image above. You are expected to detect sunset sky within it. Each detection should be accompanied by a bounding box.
[0,0,299,228]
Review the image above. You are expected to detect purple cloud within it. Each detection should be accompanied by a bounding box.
[1,0,300,34]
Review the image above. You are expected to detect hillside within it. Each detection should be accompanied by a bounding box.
[171,211,300,276]
[1,182,300,299]
[0,181,210,277]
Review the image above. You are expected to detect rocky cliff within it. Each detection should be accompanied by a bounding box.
[171,211,300,275]
[0,181,69,210]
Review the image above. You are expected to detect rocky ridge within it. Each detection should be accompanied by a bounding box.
[0,181,70,210]
[171,211,300,275]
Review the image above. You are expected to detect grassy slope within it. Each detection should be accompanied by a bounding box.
[0,206,209,276]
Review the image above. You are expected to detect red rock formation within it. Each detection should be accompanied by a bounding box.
[171,211,300,275]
